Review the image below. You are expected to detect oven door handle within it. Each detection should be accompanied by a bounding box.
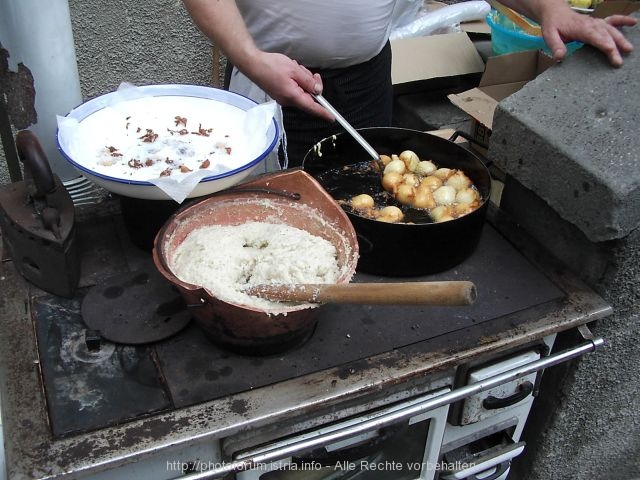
[482,380,534,410]
[173,334,604,480]
[441,441,525,479]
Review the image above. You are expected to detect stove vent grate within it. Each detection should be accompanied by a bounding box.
[63,176,107,206]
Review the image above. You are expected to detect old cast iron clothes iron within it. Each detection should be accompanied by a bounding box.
[0,130,79,297]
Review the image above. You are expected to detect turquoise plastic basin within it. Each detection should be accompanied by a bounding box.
[486,10,583,56]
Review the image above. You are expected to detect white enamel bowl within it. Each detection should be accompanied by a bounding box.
[56,84,279,200]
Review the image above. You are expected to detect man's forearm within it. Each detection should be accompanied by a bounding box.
[498,0,571,24]
[182,0,259,73]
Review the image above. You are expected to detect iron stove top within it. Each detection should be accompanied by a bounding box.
[32,215,564,439]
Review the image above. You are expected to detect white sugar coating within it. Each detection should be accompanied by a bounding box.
[170,222,341,309]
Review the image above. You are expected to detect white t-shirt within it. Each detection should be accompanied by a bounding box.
[235,0,401,69]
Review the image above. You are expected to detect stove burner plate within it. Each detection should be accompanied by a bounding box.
[33,292,172,438]
[81,269,192,344]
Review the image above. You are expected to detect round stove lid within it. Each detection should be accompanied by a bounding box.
[81,269,192,344]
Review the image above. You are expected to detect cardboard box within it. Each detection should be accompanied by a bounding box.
[391,32,486,94]
[447,50,555,154]
[460,19,491,35]
[591,0,640,18]
[447,0,640,153]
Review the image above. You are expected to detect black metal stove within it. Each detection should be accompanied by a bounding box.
[32,213,563,439]
[0,198,613,480]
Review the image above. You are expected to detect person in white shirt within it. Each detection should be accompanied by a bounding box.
[183,0,637,167]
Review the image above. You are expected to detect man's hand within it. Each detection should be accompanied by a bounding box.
[246,51,335,122]
[541,12,637,66]
[501,0,637,67]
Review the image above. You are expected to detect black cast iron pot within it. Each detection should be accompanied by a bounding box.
[302,127,492,276]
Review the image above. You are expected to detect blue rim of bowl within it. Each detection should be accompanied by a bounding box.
[56,84,280,187]
[485,10,582,49]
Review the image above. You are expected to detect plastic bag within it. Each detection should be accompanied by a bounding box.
[390,1,491,40]
[390,0,424,30]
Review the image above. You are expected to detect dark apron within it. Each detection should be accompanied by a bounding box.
[284,41,394,167]
[225,42,394,168]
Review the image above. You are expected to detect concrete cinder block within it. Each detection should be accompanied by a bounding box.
[491,17,640,480]
[501,176,640,312]
[503,180,640,480]
[488,14,640,243]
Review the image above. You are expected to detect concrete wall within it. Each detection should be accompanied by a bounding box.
[488,15,639,479]
[500,178,640,480]
[67,0,216,99]
[1,0,218,185]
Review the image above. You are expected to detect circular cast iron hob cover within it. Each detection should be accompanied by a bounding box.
[81,269,192,344]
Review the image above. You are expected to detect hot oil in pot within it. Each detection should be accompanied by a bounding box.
[314,161,435,224]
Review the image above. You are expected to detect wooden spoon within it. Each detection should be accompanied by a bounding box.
[245,281,476,306]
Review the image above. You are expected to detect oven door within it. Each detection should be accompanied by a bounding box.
[233,388,450,480]
[195,332,601,480]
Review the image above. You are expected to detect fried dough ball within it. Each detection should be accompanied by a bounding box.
[399,150,420,172]
[434,168,453,180]
[413,188,436,209]
[445,170,473,190]
[395,184,415,205]
[382,172,404,193]
[453,202,476,216]
[455,187,480,206]
[350,193,375,210]
[430,205,455,223]
[379,154,392,166]
[383,159,406,175]
[377,206,404,223]
[402,172,420,188]
[433,185,457,205]
[420,175,443,191]
[414,160,437,176]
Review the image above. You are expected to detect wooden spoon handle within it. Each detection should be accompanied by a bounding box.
[246,281,477,306]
